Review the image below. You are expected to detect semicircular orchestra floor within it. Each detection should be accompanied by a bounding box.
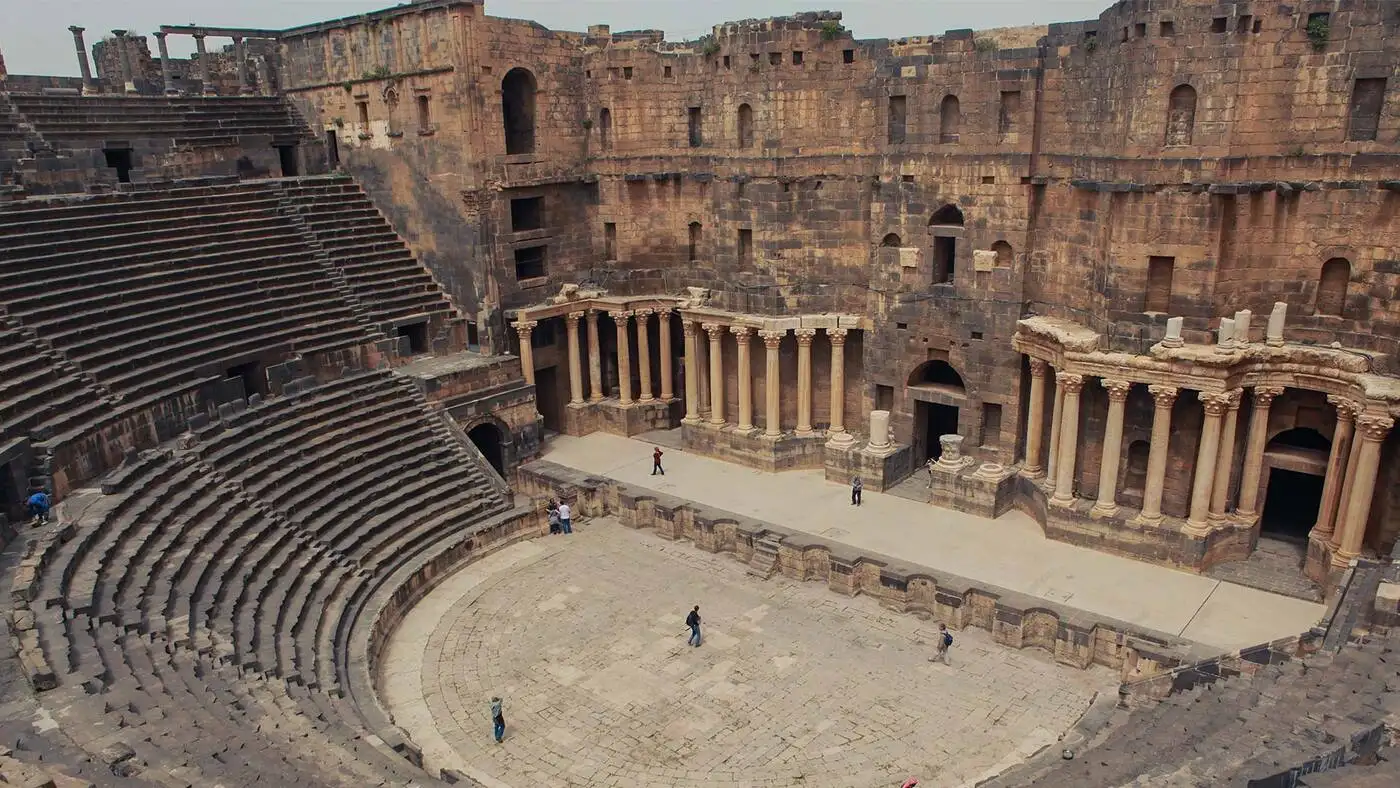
[380,520,1117,788]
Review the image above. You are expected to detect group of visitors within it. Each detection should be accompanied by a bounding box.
[545,499,573,535]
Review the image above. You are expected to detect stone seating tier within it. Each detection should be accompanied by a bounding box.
[5,94,313,146]
[22,370,510,785]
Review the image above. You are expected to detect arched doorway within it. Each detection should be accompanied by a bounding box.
[1259,427,1330,542]
[468,423,506,477]
[907,360,965,464]
[502,68,537,155]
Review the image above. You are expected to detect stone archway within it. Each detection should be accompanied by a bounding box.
[907,360,966,464]
[1258,427,1330,542]
[467,421,507,477]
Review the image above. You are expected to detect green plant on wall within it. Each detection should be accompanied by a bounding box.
[820,21,843,41]
[973,37,998,53]
[1084,36,1098,53]
[332,116,344,128]
[1306,16,1330,51]
[581,118,593,130]
[701,37,721,56]
[362,64,392,80]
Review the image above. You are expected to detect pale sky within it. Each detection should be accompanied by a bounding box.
[2,1,1110,77]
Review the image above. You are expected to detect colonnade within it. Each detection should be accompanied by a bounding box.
[1023,357,1394,563]
[513,307,677,404]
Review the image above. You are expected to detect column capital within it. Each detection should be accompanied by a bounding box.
[759,329,785,348]
[635,307,655,317]
[654,306,675,317]
[513,319,538,334]
[1356,414,1395,442]
[682,320,699,338]
[827,327,848,345]
[1028,357,1050,378]
[615,310,635,322]
[1252,385,1285,407]
[1224,389,1244,410]
[1326,395,1363,422]
[1148,384,1178,407]
[192,32,206,41]
[1101,378,1132,401]
[586,307,603,321]
[69,25,86,34]
[794,328,817,346]
[566,310,585,323]
[1055,371,1085,393]
[112,29,129,38]
[702,322,726,339]
[1199,390,1235,416]
[729,325,754,338]
[153,30,168,40]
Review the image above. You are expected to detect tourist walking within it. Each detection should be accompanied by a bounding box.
[557,500,573,534]
[490,696,505,743]
[930,623,953,664]
[685,605,702,647]
[851,476,863,506]
[652,446,665,475]
[27,490,50,525]
[547,499,561,535]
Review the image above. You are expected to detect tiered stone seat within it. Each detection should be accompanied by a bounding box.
[21,370,511,785]
[6,94,312,148]
[0,317,105,442]
[0,182,378,407]
[0,95,34,183]
[278,175,457,326]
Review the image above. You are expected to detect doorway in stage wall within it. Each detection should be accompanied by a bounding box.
[535,366,563,434]
[467,423,506,477]
[915,402,960,464]
[907,360,967,464]
[1258,427,1331,544]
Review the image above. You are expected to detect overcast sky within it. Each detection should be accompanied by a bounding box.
[3,1,1110,76]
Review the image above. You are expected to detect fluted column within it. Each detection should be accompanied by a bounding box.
[513,320,537,386]
[586,309,604,402]
[703,323,726,426]
[565,311,584,404]
[636,309,654,402]
[682,321,700,423]
[1331,421,1367,549]
[153,31,175,95]
[1136,385,1178,525]
[826,328,851,443]
[1236,386,1284,519]
[1045,374,1066,490]
[732,326,755,431]
[697,330,710,417]
[658,308,675,400]
[1331,414,1394,566]
[760,330,784,437]
[1091,379,1132,517]
[1312,396,1359,543]
[1208,390,1244,522]
[1023,358,1050,476]
[233,36,253,95]
[615,311,634,405]
[111,30,136,94]
[1051,372,1085,505]
[68,26,98,94]
[1185,391,1232,535]
[193,33,214,95]
[794,328,816,435]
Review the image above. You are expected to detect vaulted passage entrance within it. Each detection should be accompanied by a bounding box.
[468,423,505,476]
[908,360,966,464]
[1259,428,1330,543]
[916,402,960,463]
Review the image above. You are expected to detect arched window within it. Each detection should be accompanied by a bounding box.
[688,222,702,261]
[939,95,961,143]
[1316,257,1350,316]
[929,204,965,284]
[416,95,432,131]
[908,360,966,392]
[737,103,753,148]
[880,233,902,247]
[502,67,538,155]
[991,240,1013,266]
[598,107,612,150]
[1165,84,1196,146]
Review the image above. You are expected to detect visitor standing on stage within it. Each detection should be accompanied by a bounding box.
[557,500,573,534]
[851,476,863,506]
[685,605,702,647]
[652,446,665,475]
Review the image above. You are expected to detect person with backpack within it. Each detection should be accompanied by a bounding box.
[851,476,863,506]
[27,490,51,526]
[546,500,561,535]
[685,605,702,647]
[931,623,953,664]
[490,696,506,743]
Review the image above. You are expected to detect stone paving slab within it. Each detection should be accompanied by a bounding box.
[539,433,1325,651]
[381,522,1117,788]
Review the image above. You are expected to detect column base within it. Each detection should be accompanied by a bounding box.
[1022,464,1045,479]
[1130,512,1165,527]
[825,431,855,447]
[564,398,674,437]
[638,396,655,404]
[1181,520,1212,538]
[1049,493,1076,508]
[681,416,702,425]
[1330,549,1358,569]
[1089,502,1119,519]
[794,428,815,438]
[683,422,827,472]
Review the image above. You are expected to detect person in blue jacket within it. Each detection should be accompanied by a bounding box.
[27,490,51,525]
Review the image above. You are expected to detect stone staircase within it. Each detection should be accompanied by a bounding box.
[746,533,782,579]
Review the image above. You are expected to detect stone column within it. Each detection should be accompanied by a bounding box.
[697,331,710,417]
[111,30,136,93]
[1023,358,1050,476]
[586,309,604,402]
[703,323,726,426]
[827,328,852,443]
[1312,396,1359,543]
[1331,414,1394,566]
[1091,379,1132,517]
[760,330,784,437]
[1208,390,1244,522]
[794,328,817,436]
[682,321,700,423]
[233,37,253,95]
[1331,413,1369,549]
[658,308,675,400]
[1051,372,1085,505]
[1136,385,1178,525]
[732,326,755,431]
[153,31,175,95]
[68,26,98,94]
[513,320,537,386]
[193,34,215,95]
[1045,374,1066,489]
[615,311,634,406]
[1185,391,1232,535]
[565,311,584,405]
[1235,386,1284,519]
[635,309,654,402]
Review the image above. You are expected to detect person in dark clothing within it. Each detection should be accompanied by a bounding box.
[851,476,863,506]
[652,447,665,476]
[685,605,702,647]
[27,490,50,525]
[490,696,505,743]
[547,499,561,535]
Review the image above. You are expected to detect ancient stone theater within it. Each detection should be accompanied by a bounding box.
[2,0,1400,785]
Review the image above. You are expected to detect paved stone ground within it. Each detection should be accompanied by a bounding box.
[1204,538,1323,602]
[382,522,1117,788]
[544,432,1325,651]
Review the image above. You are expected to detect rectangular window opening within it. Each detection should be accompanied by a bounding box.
[1160,21,1175,36]
[723,55,731,69]
[875,385,894,412]
[416,95,432,129]
[887,95,907,145]
[842,49,854,64]
[664,65,673,78]
[510,196,544,232]
[792,51,804,65]
[1236,15,1252,34]
[738,228,753,264]
[688,223,701,261]
[998,89,1021,134]
[1348,78,1386,142]
[768,52,781,66]
[1211,17,1228,34]
[276,145,299,177]
[687,106,703,147]
[604,222,617,260]
[1145,255,1174,313]
[356,100,369,125]
[932,236,956,284]
[103,148,134,183]
[623,66,633,80]
[400,321,430,355]
[514,245,547,280]
[1135,22,1147,38]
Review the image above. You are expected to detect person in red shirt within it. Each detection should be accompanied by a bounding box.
[652,446,665,476]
